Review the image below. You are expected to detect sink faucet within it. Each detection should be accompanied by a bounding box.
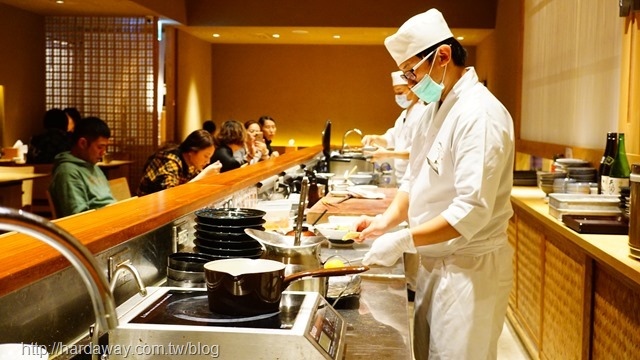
[109,260,147,297]
[0,207,118,343]
[341,128,363,153]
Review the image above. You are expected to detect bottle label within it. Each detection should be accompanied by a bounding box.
[604,156,615,166]
[601,176,610,194]
[605,177,629,195]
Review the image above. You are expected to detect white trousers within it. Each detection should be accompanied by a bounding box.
[413,244,513,360]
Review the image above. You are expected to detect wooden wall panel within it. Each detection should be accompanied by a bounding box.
[591,268,640,359]
[515,213,544,346]
[541,234,585,360]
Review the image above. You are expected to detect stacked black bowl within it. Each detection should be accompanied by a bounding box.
[193,208,266,260]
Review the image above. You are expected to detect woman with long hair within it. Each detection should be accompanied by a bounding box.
[137,129,221,196]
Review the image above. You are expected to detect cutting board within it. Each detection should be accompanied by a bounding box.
[307,187,397,225]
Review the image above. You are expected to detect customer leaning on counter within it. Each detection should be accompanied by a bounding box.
[49,117,116,217]
[355,9,515,360]
[137,129,221,196]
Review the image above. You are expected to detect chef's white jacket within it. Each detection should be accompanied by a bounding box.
[400,67,514,257]
[382,101,429,183]
[403,67,515,360]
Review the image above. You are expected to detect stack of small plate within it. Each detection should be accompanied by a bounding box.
[566,167,597,184]
[193,208,266,260]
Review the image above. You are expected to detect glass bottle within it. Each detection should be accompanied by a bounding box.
[599,132,618,194]
[606,133,630,196]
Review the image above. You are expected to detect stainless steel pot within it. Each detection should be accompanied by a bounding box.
[204,258,368,316]
[245,228,327,295]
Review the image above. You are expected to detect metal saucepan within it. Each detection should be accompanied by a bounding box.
[204,258,369,316]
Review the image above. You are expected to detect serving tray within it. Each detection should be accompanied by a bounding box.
[562,215,629,235]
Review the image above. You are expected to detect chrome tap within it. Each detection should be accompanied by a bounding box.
[341,128,364,153]
[109,260,147,297]
[0,207,118,339]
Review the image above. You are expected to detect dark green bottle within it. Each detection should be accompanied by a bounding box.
[606,133,630,195]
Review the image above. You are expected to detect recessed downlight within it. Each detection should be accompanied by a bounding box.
[212,33,220,38]
[333,35,341,39]
[456,36,464,41]
[272,34,280,38]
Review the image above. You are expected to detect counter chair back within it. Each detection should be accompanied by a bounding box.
[46,189,58,220]
[108,177,132,202]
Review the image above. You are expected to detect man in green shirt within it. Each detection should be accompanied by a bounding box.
[49,117,115,217]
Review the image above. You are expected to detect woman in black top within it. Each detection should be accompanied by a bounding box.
[211,120,247,173]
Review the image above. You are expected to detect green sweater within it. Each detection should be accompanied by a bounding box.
[49,151,115,217]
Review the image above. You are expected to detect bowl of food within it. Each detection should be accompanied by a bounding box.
[315,223,360,248]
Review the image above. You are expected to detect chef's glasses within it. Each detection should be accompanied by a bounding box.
[400,49,436,82]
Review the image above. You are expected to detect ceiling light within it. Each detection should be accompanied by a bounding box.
[456,36,464,41]
[333,35,341,39]
[272,34,280,38]
[212,33,220,38]
[55,0,64,3]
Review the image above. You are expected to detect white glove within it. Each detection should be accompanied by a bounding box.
[362,229,416,267]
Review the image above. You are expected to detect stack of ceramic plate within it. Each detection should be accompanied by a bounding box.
[620,186,631,222]
[193,208,266,260]
[566,167,597,183]
[554,158,590,173]
[537,171,567,195]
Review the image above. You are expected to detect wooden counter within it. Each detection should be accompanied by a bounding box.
[0,145,323,297]
[508,186,640,359]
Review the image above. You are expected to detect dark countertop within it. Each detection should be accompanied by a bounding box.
[321,242,413,360]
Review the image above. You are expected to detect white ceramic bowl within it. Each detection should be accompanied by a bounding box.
[349,174,372,185]
[314,223,351,240]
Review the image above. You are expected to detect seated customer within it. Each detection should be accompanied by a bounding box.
[258,115,279,157]
[27,108,72,164]
[244,120,269,164]
[49,117,115,217]
[211,120,247,173]
[137,129,222,196]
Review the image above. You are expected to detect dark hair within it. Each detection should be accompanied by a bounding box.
[179,129,214,153]
[72,117,111,143]
[203,120,216,134]
[215,120,246,147]
[417,37,467,67]
[43,108,68,132]
[258,116,276,128]
[63,107,82,125]
[244,119,259,129]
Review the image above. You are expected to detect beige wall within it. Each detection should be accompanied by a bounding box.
[175,29,213,142]
[0,4,46,147]
[475,0,523,133]
[210,44,414,148]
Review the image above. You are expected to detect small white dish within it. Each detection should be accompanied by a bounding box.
[329,190,351,197]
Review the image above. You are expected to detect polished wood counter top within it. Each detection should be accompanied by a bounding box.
[0,145,323,297]
[511,186,640,286]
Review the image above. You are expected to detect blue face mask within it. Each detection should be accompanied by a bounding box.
[410,51,447,103]
[394,94,412,109]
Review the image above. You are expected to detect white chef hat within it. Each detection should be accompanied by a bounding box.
[384,8,454,66]
[391,71,408,86]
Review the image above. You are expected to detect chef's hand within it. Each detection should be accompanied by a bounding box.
[362,229,416,267]
[362,135,381,147]
[353,215,387,242]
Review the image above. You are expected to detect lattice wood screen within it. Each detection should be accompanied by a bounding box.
[45,16,158,191]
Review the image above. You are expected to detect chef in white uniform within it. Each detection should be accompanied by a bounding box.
[355,8,515,360]
[362,71,428,185]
